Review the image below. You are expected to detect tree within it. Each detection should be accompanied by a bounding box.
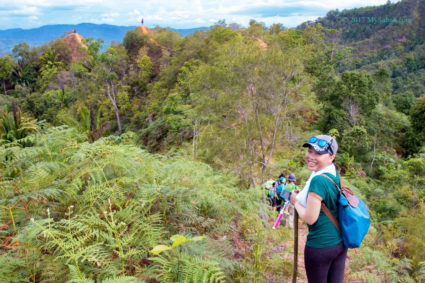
[319,71,380,167]
[189,37,308,187]
[0,56,15,95]
[0,102,38,147]
[98,46,123,132]
[322,71,379,132]
[60,104,109,142]
[11,43,41,93]
[269,23,285,35]
[411,96,425,138]
[123,30,148,60]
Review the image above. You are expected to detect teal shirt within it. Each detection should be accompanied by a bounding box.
[306,172,342,248]
[276,183,285,195]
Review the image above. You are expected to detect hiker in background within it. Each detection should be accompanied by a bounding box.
[284,174,298,228]
[290,135,347,283]
[275,174,286,212]
[263,180,276,207]
[286,174,298,192]
[270,182,278,211]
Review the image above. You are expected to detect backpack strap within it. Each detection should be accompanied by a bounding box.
[321,203,341,232]
[319,174,341,233]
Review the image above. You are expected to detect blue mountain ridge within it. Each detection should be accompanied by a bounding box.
[0,23,207,56]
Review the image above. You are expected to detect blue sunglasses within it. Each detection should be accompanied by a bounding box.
[309,136,334,154]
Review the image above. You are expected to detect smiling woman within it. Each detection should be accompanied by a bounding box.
[290,134,347,283]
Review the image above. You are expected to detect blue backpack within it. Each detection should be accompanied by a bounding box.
[320,174,370,248]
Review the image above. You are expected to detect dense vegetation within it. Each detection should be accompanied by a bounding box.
[1,0,425,281]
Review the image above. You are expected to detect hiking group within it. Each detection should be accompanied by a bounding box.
[263,134,370,283]
[265,173,298,228]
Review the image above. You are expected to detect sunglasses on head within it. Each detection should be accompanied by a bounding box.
[309,136,334,155]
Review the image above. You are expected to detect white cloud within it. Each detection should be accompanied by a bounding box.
[101,12,119,18]
[129,9,140,16]
[0,0,401,29]
[7,6,40,16]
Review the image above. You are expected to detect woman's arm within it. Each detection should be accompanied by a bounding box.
[291,192,322,225]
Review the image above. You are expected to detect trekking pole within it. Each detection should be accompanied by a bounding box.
[292,210,298,283]
[272,201,289,229]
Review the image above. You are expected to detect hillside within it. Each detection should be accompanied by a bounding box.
[306,0,425,111]
[1,4,425,281]
[315,0,424,46]
[58,33,88,63]
[312,0,425,65]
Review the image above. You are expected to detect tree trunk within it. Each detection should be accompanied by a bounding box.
[3,80,6,95]
[11,101,18,127]
[106,81,122,132]
[192,120,198,160]
[370,134,377,171]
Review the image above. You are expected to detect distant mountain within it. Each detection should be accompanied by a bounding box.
[0,23,206,56]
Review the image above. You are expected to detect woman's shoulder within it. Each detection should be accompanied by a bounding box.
[311,174,333,184]
[310,173,340,190]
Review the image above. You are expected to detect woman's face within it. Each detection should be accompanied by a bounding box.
[305,146,335,172]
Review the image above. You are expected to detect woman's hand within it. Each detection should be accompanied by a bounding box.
[290,190,299,204]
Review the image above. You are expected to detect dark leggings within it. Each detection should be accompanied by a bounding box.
[304,242,347,283]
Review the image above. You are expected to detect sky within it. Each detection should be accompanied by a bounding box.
[0,0,400,30]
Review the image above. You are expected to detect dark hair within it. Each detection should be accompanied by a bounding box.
[279,173,285,179]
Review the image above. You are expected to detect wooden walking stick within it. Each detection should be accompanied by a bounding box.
[293,210,298,283]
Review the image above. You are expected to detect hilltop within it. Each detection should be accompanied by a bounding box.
[0,23,206,56]
[58,32,88,63]
[135,25,154,35]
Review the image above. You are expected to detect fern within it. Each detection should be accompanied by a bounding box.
[0,126,280,282]
[346,270,381,283]
[101,276,141,283]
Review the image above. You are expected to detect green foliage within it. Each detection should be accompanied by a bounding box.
[0,126,285,282]
[2,17,425,282]
[60,104,109,142]
[187,34,313,185]
[348,247,415,282]
[411,96,425,136]
[207,21,238,44]
[394,202,425,267]
[0,104,38,147]
[148,235,225,282]
[123,30,149,60]
[0,55,15,95]
[23,89,75,124]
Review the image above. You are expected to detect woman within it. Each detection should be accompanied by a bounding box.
[290,135,347,283]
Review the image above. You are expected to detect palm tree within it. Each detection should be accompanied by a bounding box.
[0,102,38,147]
[61,104,109,143]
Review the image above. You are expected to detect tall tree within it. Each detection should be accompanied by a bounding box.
[0,56,15,95]
[189,37,308,187]
[98,46,123,132]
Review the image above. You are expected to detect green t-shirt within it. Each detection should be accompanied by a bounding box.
[285,183,298,191]
[306,172,342,248]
